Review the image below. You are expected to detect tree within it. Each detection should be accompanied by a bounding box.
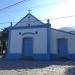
[0,27,9,55]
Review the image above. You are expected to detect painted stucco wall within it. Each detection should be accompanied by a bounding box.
[50,28,75,54]
[9,28,47,54]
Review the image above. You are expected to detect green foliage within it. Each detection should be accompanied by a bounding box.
[0,30,8,54]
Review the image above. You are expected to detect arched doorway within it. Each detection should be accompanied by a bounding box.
[57,38,68,58]
[23,37,33,59]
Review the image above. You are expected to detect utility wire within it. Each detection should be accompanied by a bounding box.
[0,14,75,25]
[0,22,17,24]
[40,14,75,21]
[50,15,75,20]
[0,0,28,12]
[0,0,67,13]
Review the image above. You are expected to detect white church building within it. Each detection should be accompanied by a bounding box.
[6,13,75,60]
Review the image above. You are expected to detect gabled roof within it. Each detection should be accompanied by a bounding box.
[51,28,75,35]
[14,13,44,27]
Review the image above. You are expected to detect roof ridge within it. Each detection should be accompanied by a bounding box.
[51,28,75,35]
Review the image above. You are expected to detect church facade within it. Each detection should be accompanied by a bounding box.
[6,13,75,60]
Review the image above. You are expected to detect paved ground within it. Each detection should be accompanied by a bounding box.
[0,58,75,75]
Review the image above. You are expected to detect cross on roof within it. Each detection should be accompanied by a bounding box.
[28,9,31,13]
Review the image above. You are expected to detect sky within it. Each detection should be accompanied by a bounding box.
[0,0,75,29]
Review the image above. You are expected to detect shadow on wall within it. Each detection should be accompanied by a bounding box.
[65,67,75,75]
[0,58,75,70]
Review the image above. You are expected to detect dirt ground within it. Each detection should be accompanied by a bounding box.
[0,58,75,75]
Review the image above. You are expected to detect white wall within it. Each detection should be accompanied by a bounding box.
[9,28,47,54]
[51,28,75,54]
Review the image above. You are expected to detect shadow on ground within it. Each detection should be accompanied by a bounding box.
[65,67,75,75]
[0,58,75,70]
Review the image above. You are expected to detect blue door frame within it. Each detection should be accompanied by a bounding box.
[23,37,33,58]
[57,38,68,58]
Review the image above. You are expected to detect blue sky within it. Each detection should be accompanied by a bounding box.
[0,0,75,29]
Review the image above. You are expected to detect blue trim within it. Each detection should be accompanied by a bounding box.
[6,29,11,57]
[6,53,50,60]
[67,54,75,60]
[51,28,75,35]
[6,53,75,60]
[47,26,51,58]
[6,53,22,59]
[11,24,50,30]
[51,54,59,59]
[22,32,35,35]
[33,54,50,60]
[50,54,75,60]
[14,13,44,27]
